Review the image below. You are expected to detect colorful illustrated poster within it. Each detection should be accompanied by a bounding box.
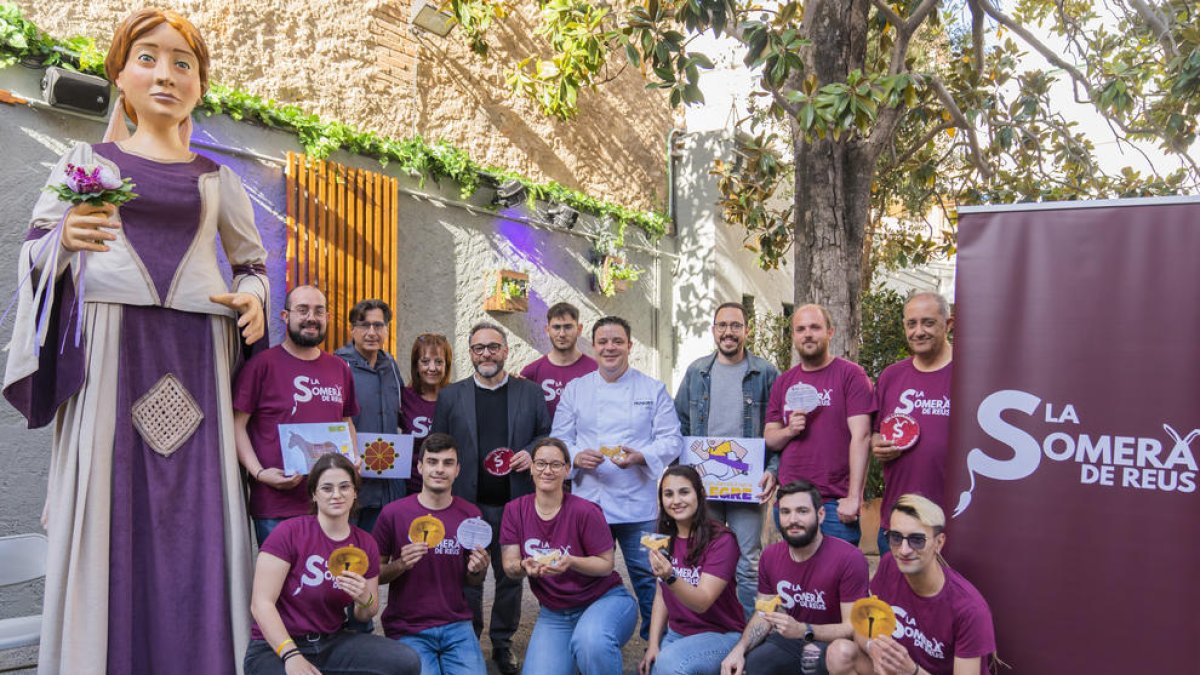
[678,437,765,502]
[358,433,414,479]
[279,422,356,475]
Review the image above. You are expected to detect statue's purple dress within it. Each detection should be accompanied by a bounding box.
[3,142,267,675]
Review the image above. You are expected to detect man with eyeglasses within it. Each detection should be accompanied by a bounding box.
[551,315,684,640]
[432,321,551,675]
[674,301,780,616]
[869,292,954,556]
[519,302,597,420]
[234,285,359,545]
[764,304,875,545]
[335,298,406,532]
[720,479,867,675]
[825,495,994,675]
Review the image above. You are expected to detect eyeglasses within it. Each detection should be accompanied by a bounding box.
[885,530,930,551]
[287,305,327,318]
[470,343,504,355]
[353,321,388,332]
[713,322,746,332]
[533,460,567,472]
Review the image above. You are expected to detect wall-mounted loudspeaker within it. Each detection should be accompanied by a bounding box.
[41,66,111,116]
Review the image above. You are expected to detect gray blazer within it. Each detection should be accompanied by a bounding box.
[432,374,552,502]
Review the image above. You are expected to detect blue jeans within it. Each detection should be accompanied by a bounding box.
[707,501,763,618]
[523,585,637,675]
[253,517,292,546]
[610,520,658,639]
[653,628,742,675]
[877,527,889,557]
[396,620,486,675]
[819,499,860,546]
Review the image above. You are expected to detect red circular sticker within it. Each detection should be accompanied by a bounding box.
[881,413,920,450]
[484,447,514,476]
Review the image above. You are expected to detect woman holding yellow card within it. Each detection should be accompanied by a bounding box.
[500,438,638,675]
[639,465,745,675]
[245,453,420,674]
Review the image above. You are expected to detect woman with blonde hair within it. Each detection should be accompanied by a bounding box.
[3,8,266,673]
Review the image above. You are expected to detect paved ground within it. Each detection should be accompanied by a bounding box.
[1,529,882,674]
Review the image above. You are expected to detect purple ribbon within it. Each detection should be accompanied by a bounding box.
[0,213,68,357]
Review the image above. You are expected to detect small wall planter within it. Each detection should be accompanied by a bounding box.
[593,255,640,297]
[483,269,530,313]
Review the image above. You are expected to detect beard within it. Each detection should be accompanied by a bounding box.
[780,522,819,548]
[474,359,505,378]
[288,321,326,348]
[717,338,743,358]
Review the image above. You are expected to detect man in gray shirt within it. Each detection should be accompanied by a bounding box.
[674,302,781,616]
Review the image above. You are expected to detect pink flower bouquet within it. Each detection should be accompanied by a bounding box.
[45,163,137,206]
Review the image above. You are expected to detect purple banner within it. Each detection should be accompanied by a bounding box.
[946,199,1200,673]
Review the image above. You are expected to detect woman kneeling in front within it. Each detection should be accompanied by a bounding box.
[244,453,420,674]
[639,465,745,675]
[499,437,638,675]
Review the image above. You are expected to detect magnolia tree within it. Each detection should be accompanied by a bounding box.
[448,0,1199,355]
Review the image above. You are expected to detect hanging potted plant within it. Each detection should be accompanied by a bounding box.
[590,229,641,297]
[484,268,530,313]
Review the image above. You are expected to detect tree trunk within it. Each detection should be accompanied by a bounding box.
[793,0,874,359]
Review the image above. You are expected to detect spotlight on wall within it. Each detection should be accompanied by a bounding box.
[412,3,456,37]
[493,180,527,207]
[546,203,579,230]
[41,66,111,116]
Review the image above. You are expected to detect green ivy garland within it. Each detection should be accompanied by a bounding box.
[0,2,667,239]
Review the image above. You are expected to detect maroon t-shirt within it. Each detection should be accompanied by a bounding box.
[250,515,380,639]
[873,359,953,528]
[766,358,875,498]
[520,354,597,420]
[661,528,745,636]
[234,346,359,518]
[400,386,437,493]
[499,493,621,611]
[373,495,480,637]
[757,536,868,626]
[870,554,996,675]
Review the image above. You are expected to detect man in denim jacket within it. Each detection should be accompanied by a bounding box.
[674,301,780,617]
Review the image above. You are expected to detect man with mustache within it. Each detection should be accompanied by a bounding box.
[764,304,875,544]
[674,301,780,616]
[869,292,954,555]
[234,285,359,545]
[720,480,868,675]
[432,321,551,675]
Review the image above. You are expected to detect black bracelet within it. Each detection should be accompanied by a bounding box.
[281,649,301,663]
[911,664,919,675]
[255,467,266,481]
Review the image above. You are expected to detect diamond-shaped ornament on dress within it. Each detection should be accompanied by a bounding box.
[131,372,204,457]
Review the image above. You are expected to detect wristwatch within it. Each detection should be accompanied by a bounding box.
[803,623,814,642]
[665,574,678,586]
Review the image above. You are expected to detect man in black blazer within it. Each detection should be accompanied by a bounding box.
[433,321,551,675]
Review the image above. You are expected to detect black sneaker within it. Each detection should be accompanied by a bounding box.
[493,647,520,675]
